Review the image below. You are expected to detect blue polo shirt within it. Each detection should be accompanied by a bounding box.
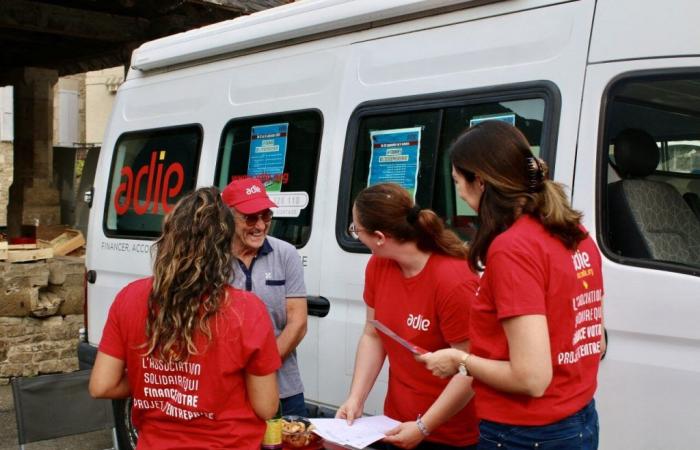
[230,236,306,399]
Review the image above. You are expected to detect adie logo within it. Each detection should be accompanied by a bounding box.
[113,151,184,215]
[572,250,591,271]
[407,314,431,331]
[245,184,262,196]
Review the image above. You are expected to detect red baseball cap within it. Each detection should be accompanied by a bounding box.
[221,177,277,214]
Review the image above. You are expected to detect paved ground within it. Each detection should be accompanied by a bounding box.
[0,384,114,450]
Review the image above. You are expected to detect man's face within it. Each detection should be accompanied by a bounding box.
[232,208,273,252]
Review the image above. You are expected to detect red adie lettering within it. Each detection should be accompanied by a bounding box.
[161,163,184,213]
[113,167,134,215]
[112,151,186,216]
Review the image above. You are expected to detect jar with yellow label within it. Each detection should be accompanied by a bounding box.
[261,403,282,449]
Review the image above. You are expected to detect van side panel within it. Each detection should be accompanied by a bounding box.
[317,0,595,414]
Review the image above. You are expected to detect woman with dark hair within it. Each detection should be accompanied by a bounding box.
[421,121,605,449]
[89,187,281,450]
[336,183,479,450]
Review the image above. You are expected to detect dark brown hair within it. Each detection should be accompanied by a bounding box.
[354,183,468,259]
[450,121,586,270]
[144,187,235,362]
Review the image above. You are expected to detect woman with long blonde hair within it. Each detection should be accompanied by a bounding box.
[90,187,281,450]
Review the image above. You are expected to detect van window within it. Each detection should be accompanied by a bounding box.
[104,125,202,239]
[341,92,550,251]
[215,110,322,247]
[603,74,700,271]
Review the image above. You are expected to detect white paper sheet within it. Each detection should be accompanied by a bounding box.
[309,415,400,449]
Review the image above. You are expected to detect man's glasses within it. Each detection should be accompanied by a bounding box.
[240,209,274,226]
[348,222,367,239]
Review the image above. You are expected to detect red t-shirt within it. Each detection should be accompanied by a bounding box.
[364,253,480,446]
[471,215,604,425]
[99,278,282,450]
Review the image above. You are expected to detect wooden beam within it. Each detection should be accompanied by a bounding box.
[0,0,150,42]
[188,0,290,14]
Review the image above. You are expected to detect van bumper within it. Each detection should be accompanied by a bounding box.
[78,341,98,370]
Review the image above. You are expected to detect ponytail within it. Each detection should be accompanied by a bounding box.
[354,183,468,260]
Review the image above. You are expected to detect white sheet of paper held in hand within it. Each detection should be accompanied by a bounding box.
[309,415,401,449]
[369,319,428,355]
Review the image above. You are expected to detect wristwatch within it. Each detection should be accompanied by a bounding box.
[457,352,471,376]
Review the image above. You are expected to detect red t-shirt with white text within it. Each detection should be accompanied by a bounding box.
[470,215,604,425]
[365,254,480,446]
[99,278,281,450]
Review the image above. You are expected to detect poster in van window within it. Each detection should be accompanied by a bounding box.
[247,123,289,192]
[469,113,516,127]
[367,127,421,200]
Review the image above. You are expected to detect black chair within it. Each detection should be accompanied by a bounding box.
[11,369,117,450]
[607,129,700,266]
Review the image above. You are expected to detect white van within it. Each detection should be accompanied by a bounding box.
[80,0,700,448]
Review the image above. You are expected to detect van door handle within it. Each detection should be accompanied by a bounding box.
[307,296,330,318]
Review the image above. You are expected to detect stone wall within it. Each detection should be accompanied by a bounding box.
[0,141,12,227]
[0,256,84,385]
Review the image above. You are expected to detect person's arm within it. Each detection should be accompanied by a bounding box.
[384,341,473,449]
[246,371,279,420]
[89,351,130,399]
[277,297,307,359]
[421,314,553,397]
[335,307,386,425]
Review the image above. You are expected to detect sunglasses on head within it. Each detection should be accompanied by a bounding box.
[240,209,274,226]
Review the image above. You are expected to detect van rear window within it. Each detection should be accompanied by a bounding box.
[215,110,322,248]
[104,125,202,239]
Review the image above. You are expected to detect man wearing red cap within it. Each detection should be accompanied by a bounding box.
[222,177,308,416]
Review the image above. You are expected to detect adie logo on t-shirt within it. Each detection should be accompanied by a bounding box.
[113,151,184,216]
[407,314,431,331]
[572,249,594,279]
[572,250,591,270]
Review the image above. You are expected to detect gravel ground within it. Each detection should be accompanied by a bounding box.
[0,383,114,450]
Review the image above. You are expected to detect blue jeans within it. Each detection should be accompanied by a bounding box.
[281,392,307,417]
[478,400,599,450]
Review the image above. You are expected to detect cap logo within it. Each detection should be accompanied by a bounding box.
[245,185,262,196]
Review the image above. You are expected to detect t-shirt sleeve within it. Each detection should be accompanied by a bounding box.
[363,256,377,308]
[98,286,128,360]
[242,294,283,375]
[283,245,307,298]
[437,279,474,344]
[487,249,546,319]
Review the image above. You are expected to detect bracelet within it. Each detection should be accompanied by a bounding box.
[416,414,430,437]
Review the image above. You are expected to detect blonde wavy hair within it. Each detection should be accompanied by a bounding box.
[144,187,235,362]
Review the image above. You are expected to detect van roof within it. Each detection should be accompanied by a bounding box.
[131,0,508,72]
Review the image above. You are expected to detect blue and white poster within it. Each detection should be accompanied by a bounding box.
[367,127,421,199]
[247,123,289,192]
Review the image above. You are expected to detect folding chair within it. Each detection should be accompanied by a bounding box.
[11,369,118,450]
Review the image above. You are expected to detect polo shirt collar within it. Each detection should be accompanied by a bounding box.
[259,238,273,256]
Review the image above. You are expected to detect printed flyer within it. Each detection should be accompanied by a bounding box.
[247,123,289,192]
[367,127,421,199]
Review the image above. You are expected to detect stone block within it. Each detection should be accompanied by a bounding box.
[38,359,59,374]
[33,350,59,362]
[8,351,33,364]
[0,287,38,316]
[31,289,64,317]
[51,285,84,315]
[48,256,85,285]
[1,260,50,287]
